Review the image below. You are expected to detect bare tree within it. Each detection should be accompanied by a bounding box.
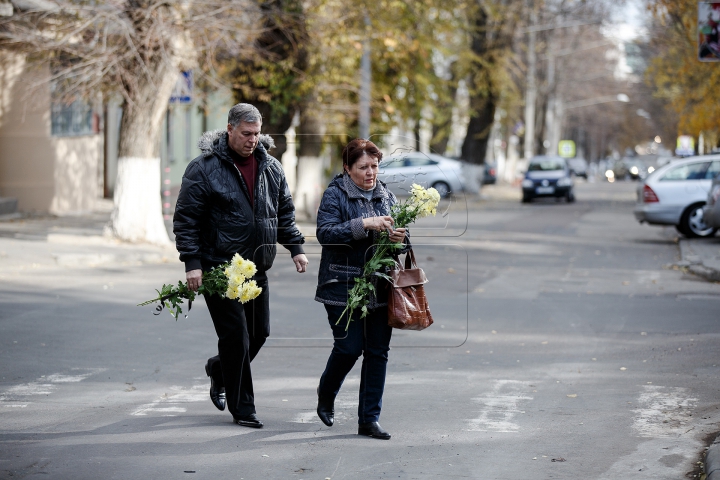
[1,0,263,244]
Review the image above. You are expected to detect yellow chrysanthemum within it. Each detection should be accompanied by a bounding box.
[239,280,262,303]
[231,253,244,268]
[237,260,257,278]
[407,184,440,219]
[225,284,240,300]
[228,273,246,288]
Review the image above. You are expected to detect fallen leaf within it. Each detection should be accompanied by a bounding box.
[620,367,627,371]
[551,458,566,462]
[262,455,269,458]
[567,394,577,398]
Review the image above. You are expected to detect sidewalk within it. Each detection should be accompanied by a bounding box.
[678,237,720,282]
[0,212,179,273]
[0,212,320,274]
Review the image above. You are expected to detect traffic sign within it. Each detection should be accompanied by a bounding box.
[558,140,576,158]
[170,71,193,104]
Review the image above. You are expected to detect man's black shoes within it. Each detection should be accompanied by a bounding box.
[358,422,391,440]
[234,413,264,428]
[316,387,335,427]
[204,360,226,411]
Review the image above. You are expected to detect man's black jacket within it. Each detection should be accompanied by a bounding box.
[173,129,304,273]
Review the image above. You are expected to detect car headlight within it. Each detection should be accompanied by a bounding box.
[630,166,639,175]
[521,179,534,188]
[605,170,614,179]
[557,177,573,187]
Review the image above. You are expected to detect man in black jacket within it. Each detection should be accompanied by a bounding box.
[173,103,308,428]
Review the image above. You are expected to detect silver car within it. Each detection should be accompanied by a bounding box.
[378,152,465,198]
[633,155,720,237]
[703,172,720,229]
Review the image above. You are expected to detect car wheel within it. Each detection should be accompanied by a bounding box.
[680,203,717,238]
[432,181,451,199]
[521,194,532,203]
[566,191,575,203]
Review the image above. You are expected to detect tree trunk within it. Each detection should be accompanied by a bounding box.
[110,58,179,245]
[430,63,458,156]
[230,0,307,161]
[461,7,494,166]
[294,100,324,220]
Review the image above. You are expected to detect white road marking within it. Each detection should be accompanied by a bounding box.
[131,384,207,417]
[632,385,697,438]
[288,411,319,424]
[0,369,105,406]
[467,380,533,433]
[288,391,358,424]
[45,373,96,383]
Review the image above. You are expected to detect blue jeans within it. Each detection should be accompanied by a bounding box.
[318,304,393,424]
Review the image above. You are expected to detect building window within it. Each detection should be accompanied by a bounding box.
[51,100,97,137]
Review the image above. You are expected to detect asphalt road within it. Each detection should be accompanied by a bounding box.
[1,181,719,479]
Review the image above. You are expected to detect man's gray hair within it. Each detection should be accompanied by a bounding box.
[228,103,262,126]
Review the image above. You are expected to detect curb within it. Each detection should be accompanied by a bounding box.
[706,435,720,480]
[678,239,720,282]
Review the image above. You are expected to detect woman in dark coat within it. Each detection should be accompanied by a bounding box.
[314,138,408,440]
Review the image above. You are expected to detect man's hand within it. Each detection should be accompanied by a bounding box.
[293,254,309,273]
[186,269,203,291]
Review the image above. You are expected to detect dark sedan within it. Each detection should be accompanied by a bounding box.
[521,156,575,203]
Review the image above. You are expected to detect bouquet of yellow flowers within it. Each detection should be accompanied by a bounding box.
[138,253,262,320]
[338,183,441,329]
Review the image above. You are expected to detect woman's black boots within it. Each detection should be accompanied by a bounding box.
[316,387,335,427]
[358,422,391,440]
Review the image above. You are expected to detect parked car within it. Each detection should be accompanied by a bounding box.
[567,157,588,178]
[703,171,720,229]
[483,163,497,184]
[633,155,720,238]
[520,156,575,203]
[378,152,464,198]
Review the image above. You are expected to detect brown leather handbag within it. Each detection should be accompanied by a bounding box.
[387,249,434,330]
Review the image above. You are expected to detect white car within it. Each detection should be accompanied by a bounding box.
[378,152,465,198]
[633,155,720,237]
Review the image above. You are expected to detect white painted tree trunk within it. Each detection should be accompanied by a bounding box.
[294,155,324,220]
[111,157,170,244]
[109,34,191,245]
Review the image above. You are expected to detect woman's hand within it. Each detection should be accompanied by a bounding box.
[388,227,406,243]
[362,215,394,232]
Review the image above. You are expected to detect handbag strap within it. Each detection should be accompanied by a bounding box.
[404,248,418,269]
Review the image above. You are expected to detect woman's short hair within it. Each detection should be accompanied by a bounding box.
[342,139,383,169]
[228,103,262,126]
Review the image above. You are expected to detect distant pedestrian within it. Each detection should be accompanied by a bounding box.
[314,139,408,440]
[173,103,308,428]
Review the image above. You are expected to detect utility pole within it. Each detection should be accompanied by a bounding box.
[358,14,371,140]
[523,1,537,160]
[544,30,557,155]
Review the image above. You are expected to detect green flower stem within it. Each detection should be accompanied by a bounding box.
[138,264,230,320]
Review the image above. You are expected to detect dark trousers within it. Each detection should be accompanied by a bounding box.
[318,304,393,424]
[205,272,269,418]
